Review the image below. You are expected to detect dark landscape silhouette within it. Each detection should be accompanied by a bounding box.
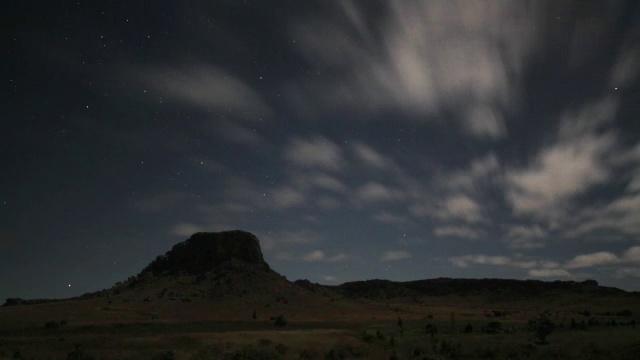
[1,230,639,359]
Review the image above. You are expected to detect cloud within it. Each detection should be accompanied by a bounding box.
[506,98,618,218]
[271,187,306,209]
[451,245,640,280]
[447,153,500,192]
[327,253,349,262]
[316,196,341,209]
[504,224,546,249]
[564,194,640,239]
[293,172,347,193]
[373,212,415,226]
[565,246,640,269]
[302,250,326,262]
[352,142,392,169]
[323,275,338,282]
[284,136,344,171]
[140,64,271,120]
[433,226,483,239]
[355,182,404,204]
[380,250,411,262]
[215,120,265,146]
[436,195,483,223]
[170,223,206,237]
[300,250,348,263]
[290,1,539,137]
[261,230,322,251]
[528,268,572,278]
[565,251,619,269]
[609,18,640,89]
[466,105,506,139]
[449,254,536,269]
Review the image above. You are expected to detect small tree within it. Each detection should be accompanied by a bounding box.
[252,310,257,320]
[530,314,555,344]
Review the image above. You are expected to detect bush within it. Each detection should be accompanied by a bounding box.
[464,323,473,333]
[529,314,555,344]
[325,344,367,359]
[45,321,61,329]
[153,351,175,360]
[484,321,502,334]
[66,345,95,360]
[224,345,281,360]
[274,315,286,327]
[361,331,374,343]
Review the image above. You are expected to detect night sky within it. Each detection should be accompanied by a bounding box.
[2,1,640,301]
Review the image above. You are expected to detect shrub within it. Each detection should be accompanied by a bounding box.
[529,314,555,344]
[325,344,367,359]
[223,345,281,360]
[484,321,502,334]
[464,323,473,333]
[45,321,61,329]
[273,315,286,327]
[361,331,374,343]
[274,344,287,355]
[153,351,175,360]
[66,345,95,360]
[257,339,272,347]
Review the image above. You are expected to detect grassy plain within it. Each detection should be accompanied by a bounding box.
[1,292,639,359]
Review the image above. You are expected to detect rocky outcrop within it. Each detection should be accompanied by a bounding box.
[140,230,269,276]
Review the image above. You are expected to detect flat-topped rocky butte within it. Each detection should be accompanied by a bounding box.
[140,230,270,276]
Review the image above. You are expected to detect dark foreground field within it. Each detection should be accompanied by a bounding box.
[1,294,639,360]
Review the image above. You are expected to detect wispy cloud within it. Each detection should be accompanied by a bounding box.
[270,187,306,209]
[527,268,572,278]
[301,250,349,263]
[434,226,483,239]
[436,195,484,223]
[506,98,619,219]
[290,0,539,138]
[355,182,404,204]
[565,246,640,269]
[381,250,411,262]
[139,64,272,120]
[352,142,393,169]
[451,245,640,280]
[446,153,500,192]
[504,224,547,249]
[170,223,206,237]
[284,136,344,171]
[449,254,537,269]
[292,172,348,193]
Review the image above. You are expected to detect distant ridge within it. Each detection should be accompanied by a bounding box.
[4,230,640,306]
[329,278,631,300]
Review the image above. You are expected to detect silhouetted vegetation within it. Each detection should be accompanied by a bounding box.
[273,315,286,327]
[529,314,555,344]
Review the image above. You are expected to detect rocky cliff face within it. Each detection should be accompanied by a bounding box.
[140,230,269,276]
